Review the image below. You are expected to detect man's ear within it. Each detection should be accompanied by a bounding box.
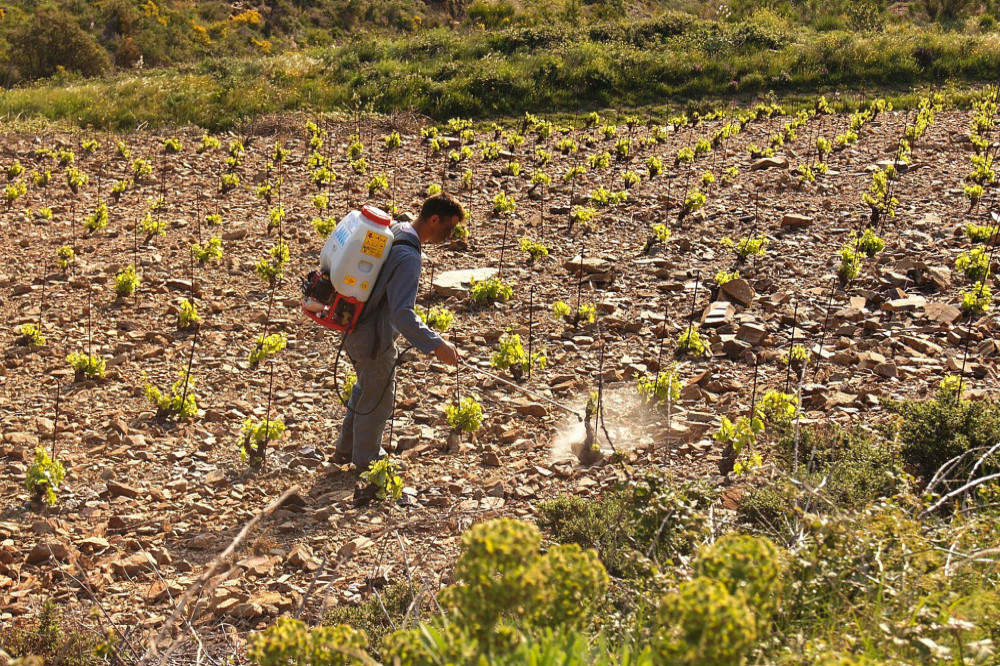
[427,214,441,226]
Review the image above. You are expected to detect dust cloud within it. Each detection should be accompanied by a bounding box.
[548,386,660,463]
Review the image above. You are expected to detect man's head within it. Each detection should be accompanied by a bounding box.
[413,193,465,244]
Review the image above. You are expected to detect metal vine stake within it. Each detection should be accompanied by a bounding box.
[526,284,535,379]
[87,291,93,361]
[497,214,510,282]
[574,241,585,331]
[195,189,202,245]
[37,262,47,334]
[784,299,799,394]
[685,272,701,350]
[874,108,915,234]
[257,357,276,466]
[813,277,839,380]
[132,216,139,305]
[652,296,670,396]
[51,379,61,459]
[159,143,168,202]
[177,323,199,424]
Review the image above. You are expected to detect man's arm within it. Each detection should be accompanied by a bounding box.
[385,249,445,354]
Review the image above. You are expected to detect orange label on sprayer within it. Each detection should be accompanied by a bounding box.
[361,231,388,259]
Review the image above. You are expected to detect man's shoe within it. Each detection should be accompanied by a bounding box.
[332,451,352,465]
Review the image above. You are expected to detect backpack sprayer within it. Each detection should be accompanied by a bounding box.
[301,205,396,333]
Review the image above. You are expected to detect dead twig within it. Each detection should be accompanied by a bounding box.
[140,485,300,666]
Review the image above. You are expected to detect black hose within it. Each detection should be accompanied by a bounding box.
[331,332,412,416]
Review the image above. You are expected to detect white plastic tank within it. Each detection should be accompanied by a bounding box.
[320,205,394,302]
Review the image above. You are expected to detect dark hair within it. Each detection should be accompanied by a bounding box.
[419,192,465,223]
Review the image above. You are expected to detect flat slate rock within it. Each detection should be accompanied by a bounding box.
[701,301,735,327]
[750,156,789,171]
[433,268,498,297]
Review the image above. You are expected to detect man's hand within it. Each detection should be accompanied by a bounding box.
[433,340,460,366]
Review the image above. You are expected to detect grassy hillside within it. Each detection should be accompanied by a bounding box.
[0,0,998,128]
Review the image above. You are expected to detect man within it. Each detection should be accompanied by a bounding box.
[333,193,463,474]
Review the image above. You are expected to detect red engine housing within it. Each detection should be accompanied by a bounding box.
[302,292,366,333]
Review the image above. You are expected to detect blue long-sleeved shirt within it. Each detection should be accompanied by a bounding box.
[347,224,443,357]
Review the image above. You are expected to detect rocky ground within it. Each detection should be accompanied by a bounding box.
[0,102,997,660]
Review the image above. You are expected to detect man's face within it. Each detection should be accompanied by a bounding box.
[427,214,462,244]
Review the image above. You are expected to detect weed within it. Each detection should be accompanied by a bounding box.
[360,456,404,501]
[26,447,65,506]
[114,265,139,296]
[66,351,106,380]
[446,396,484,433]
[145,369,198,419]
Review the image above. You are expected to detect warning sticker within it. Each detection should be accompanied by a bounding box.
[344,275,357,287]
[360,281,369,291]
[361,231,388,258]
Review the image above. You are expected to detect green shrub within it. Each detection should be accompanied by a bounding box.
[792,425,904,507]
[537,473,717,578]
[415,305,454,332]
[249,333,287,368]
[191,237,223,264]
[177,298,200,328]
[676,326,710,357]
[490,331,545,379]
[885,393,1000,481]
[383,624,652,665]
[0,600,104,666]
[312,217,337,236]
[248,618,368,666]
[240,418,286,466]
[961,282,992,316]
[519,237,548,261]
[468,0,519,28]
[736,483,797,535]
[6,10,111,81]
[360,456,403,502]
[56,245,75,270]
[653,578,757,666]
[721,234,769,261]
[738,424,907,540]
[837,244,862,280]
[437,518,608,642]
[445,396,484,433]
[784,501,938,628]
[694,534,784,627]
[16,323,46,346]
[469,276,513,303]
[965,223,999,244]
[955,246,991,282]
[715,269,739,285]
[636,368,680,404]
[255,241,290,287]
[323,583,416,659]
[755,389,798,432]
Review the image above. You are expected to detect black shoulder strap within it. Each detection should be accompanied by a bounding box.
[393,235,419,252]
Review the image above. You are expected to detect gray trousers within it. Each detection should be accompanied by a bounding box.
[334,336,397,472]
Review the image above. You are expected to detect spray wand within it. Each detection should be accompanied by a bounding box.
[457,359,599,458]
[457,359,583,420]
